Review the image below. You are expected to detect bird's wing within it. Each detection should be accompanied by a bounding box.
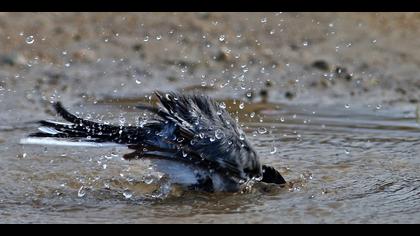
[153,91,261,180]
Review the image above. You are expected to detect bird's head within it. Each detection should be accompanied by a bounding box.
[239,148,286,185]
[261,165,286,185]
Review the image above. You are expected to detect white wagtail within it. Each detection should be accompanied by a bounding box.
[23,92,286,192]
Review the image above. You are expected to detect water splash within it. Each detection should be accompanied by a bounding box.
[25,35,34,44]
[78,186,86,198]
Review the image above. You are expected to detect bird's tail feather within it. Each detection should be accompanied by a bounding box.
[27,102,152,145]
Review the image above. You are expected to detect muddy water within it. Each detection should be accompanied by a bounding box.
[1,101,419,224]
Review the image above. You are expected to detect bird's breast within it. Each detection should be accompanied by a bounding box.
[149,159,241,192]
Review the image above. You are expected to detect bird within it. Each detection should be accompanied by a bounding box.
[23,91,286,192]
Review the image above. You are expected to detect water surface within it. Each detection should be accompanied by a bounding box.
[1,101,419,223]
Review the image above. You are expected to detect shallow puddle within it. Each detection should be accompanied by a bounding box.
[1,100,419,223]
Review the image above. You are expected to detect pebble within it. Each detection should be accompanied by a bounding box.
[335,66,352,81]
[285,91,295,100]
[311,60,330,71]
[0,53,27,66]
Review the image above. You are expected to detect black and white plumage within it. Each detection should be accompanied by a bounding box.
[23,92,286,192]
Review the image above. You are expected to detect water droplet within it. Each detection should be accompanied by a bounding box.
[177,137,185,143]
[219,102,226,109]
[135,79,142,85]
[219,35,225,42]
[261,17,267,23]
[190,139,197,145]
[123,190,133,199]
[144,176,154,185]
[376,104,382,110]
[182,150,188,157]
[201,81,207,87]
[78,186,86,198]
[270,146,277,154]
[239,133,245,141]
[345,149,350,155]
[143,36,149,42]
[62,51,68,55]
[156,35,162,40]
[302,41,309,47]
[209,137,216,142]
[215,129,224,139]
[257,127,267,134]
[119,115,126,125]
[102,164,107,170]
[239,102,245,110]
[25,35,34,44]
[220,81,230,88]
[269,29,275,35]
[301,172,313,180]
[17,153,28,159]
[345,104,350,109]
[280,117,285,122]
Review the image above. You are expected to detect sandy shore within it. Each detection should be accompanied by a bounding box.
[1,12,420,121]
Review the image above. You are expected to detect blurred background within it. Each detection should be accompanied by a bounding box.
[2,13,420,112]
